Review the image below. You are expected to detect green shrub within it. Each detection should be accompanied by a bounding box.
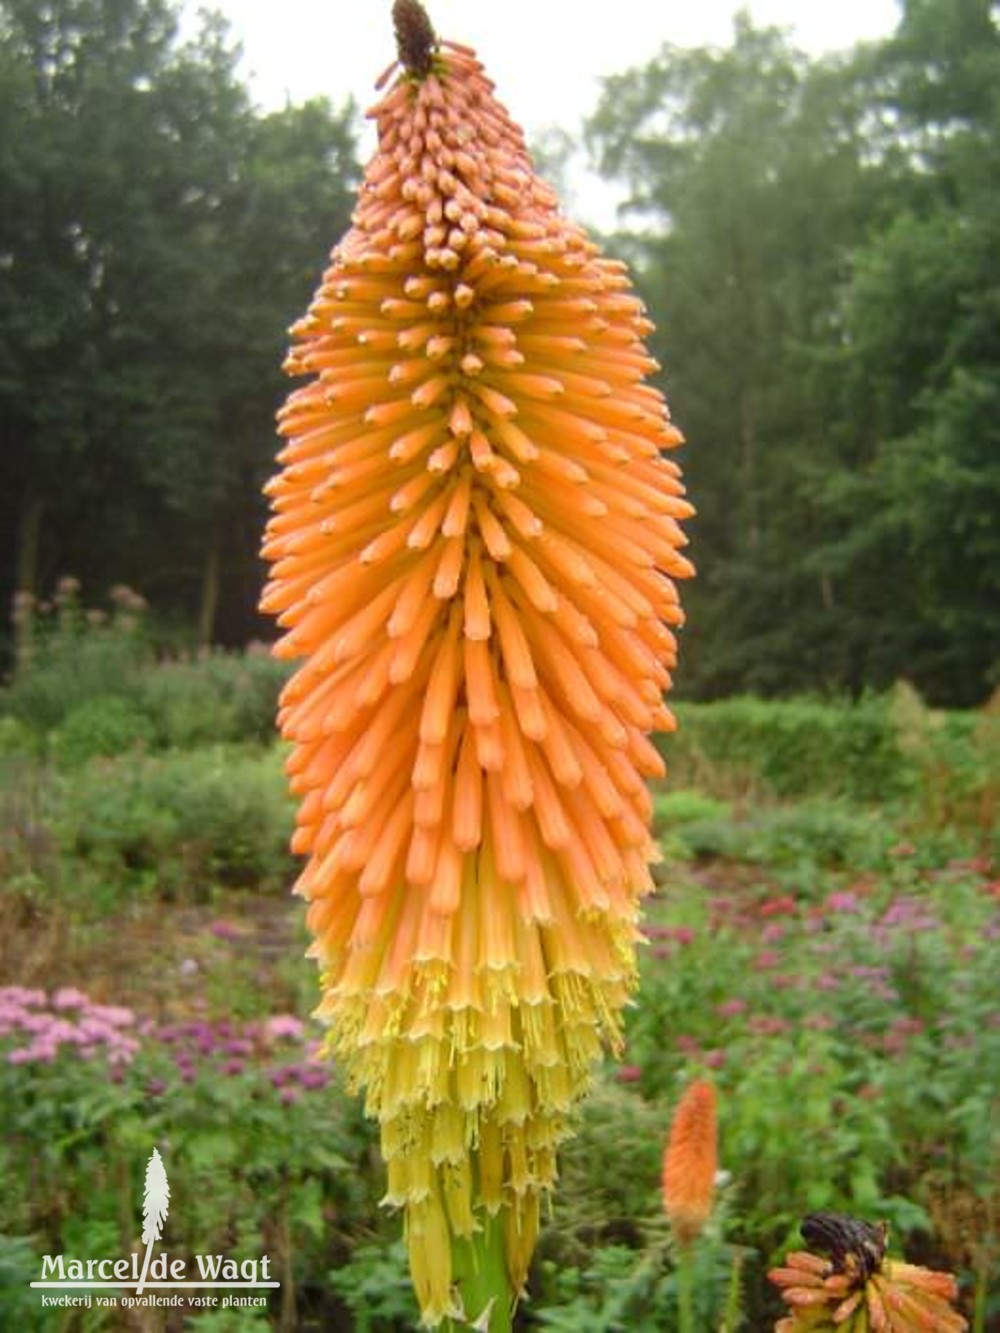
[890,681,999,842]
[0,716,38,760]
[653,789,732,831]
[531,1237,747,1333]
[136,651,291,749]
[663,695,912,803]
[50,695,156,765]
[734,802,893,869]
[0,1235,46,1331]
[57,746,295,898]
[659,800,898,874]
[547,1083,665,1254]
[4,584,151,735]
[2,584,290,754]
[662,692,996,827]
[328,1240,420,1331]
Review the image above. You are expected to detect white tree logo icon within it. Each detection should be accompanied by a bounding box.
[136,1148,169,1296]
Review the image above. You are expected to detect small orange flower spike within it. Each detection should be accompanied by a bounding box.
[261,2,693,1323]
[662,1080,718,1246]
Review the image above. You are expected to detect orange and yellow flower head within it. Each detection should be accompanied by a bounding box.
[662,1079,718,1247]
[770,1242,968,1331]
[261,2,693,1321]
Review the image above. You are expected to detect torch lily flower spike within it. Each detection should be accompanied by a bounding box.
[261,1,693,1323]
[662,1079,717,1247]
[770,1216,968,1332]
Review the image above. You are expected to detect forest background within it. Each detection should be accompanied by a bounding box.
[1,0,997,706]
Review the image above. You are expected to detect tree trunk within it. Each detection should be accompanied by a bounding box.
[15,495,43,596]
[13,497,44,665]
[198,539,220,646]
[738,387,759,550]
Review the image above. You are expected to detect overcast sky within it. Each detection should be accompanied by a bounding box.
[192,1,902,224]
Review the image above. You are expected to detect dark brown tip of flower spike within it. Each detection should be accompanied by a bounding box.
[801,1212,888,1281]
[393,0,437,78]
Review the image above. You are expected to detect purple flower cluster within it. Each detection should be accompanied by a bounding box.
[0,987,139,1066]
[148,1012,317,1091]
[1,988,328,1104]
[645,924,697,947]
[824,889,865,914]
[747,1015,791,1037]
[841,963,899,1003]
[881,1015,925,1056]
[673,1033,726,1067]
[208,919,244,942]
[879,896,940,932]
[627,857,996,1096]
[268,1062,330,1105]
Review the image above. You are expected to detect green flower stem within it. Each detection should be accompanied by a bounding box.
[720,1250,743,1333]
[448,1214,513,1332]
[676,1245,696,1333]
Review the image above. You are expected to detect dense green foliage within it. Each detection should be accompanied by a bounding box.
[1,762,1000,1322]
[1,641,997,1329]
[3,601,995,947]
[3,583,288,747]
[588,0,1000,704]
[0,0,359,650]
[4,855,996,1328]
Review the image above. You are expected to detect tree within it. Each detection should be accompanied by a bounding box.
[588,15,883,695]
[813,0,1000,703]
[0,0,360,650]
[0,0,182,606]
[588,5,1000,703]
